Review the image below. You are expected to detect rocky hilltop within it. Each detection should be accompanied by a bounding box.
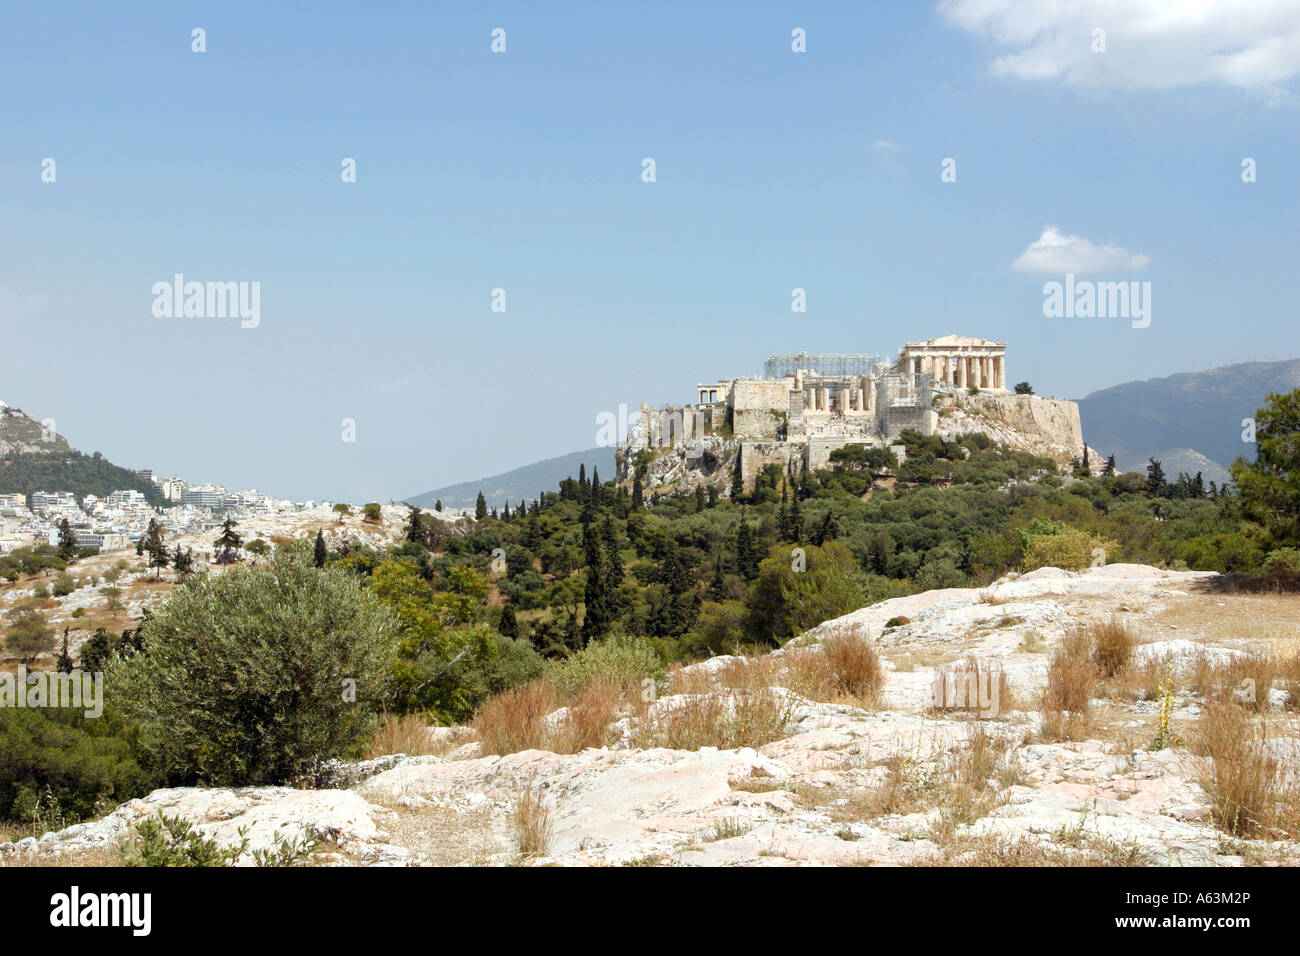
[8,563,1297,867]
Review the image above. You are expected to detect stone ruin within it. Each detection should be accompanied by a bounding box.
[618,335,1081,493]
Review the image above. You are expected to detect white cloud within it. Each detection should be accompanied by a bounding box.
[1010,226,1151,274]
[871,139,906,153]
[938,0,1300,96]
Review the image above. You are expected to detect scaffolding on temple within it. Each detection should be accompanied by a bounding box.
[764,353,883,380]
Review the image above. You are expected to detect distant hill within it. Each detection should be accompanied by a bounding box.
[0,403,167,505]
[407,447,617,511]
[1076,359,1300,481]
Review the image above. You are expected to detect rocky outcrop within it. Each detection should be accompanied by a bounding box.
[6,563,1296,867]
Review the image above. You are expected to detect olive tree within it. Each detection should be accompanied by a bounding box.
[111,554,400,786]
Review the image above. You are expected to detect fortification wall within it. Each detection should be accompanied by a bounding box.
[739,441,801,488]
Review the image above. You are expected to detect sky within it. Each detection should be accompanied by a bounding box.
[2,1,1298,503]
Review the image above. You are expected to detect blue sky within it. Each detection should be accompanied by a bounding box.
[2,1,1298,502]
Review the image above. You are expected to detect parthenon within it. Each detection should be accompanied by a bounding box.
[898,335,1007,391]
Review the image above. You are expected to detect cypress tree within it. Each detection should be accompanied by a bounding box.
[632,472,644,509]
[1145,458,1166,496]
[475,491,488,520]
[601,516,623,592]
[499,604,519,640]
[314,530,327,568]
[580,526,609,644]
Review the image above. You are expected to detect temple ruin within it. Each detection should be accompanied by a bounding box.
[621,335,1022,490]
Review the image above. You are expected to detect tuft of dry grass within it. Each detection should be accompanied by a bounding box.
[1195,701,1295,839]
[1192,649,1277,711]
[633,687,793,751]
[1040,633,1095,741]
[509,777,554,861]
[1090,618,1135,678]
[365,713,448,759]
[776,647,835,701]
[472,681,558,756]
[822,634,885,706]
[551,677,621,753]
[1279,648,1300,711]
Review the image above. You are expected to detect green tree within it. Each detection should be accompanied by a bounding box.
[214,518,242,565]
[1145,458,1167,497]
[1232,389,1300,546]
[367,561,496,719]
[5,605,54,663]
[57,519,78,561]
[362,502,382,523]
[1013,382,1033,395]
[333,503,351,523]
[475,491,488,521]
[314,530,328,569]
[580,527,610,644]
[111,555,401,786]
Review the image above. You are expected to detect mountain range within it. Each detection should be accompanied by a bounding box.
[406,447,617,511]
[1074,358,1300,484]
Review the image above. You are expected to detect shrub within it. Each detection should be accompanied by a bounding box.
[121,812,320,867]
[1020,523,1115,572]
[1261,547,1300,574]
[110,555,400,786]
[549,634,665,699]
[51,573,77,598]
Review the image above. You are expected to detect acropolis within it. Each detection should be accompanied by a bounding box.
[619,335,1086,490]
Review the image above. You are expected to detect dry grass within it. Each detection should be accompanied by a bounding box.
[932,657,1016,717]
[1090,618,1136,678]
[916,832,1151,866]
[1195,701,1297,840]
[551,676,621,753]
[365,713,449,759]
[775,648,835,700]
[1280,649,1300,711]
[822,634,885,706]
[1105,652,1173,702]
[633,687,794,751]
[0,845,125,867]
[472,681,558,755]
[1040,633,1095,741]
[806,727,1017,834]
[509,777,554,861]
[1192,649,1277,710]
[471,676,624,756]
